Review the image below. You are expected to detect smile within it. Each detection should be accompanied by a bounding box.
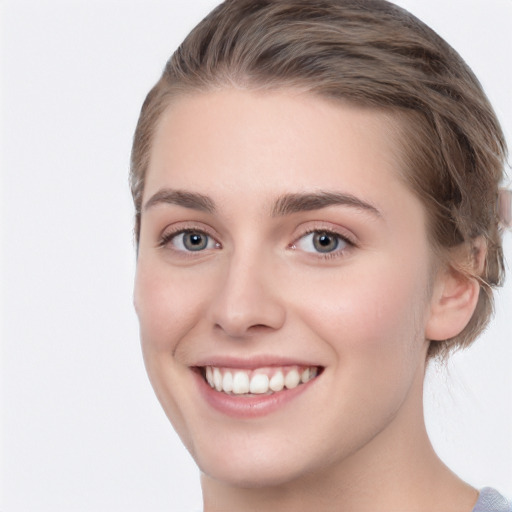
[201,365,320,396]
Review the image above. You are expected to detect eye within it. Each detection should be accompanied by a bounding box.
[295,230,348,254]
[162,229,219,252]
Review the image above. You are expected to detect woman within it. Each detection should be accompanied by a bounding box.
[130,1,511,510]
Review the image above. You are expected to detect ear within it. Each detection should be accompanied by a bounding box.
[425,239,486,341]
[425,268,480,341]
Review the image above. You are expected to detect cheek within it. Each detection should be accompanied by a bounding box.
[134,261,210,354]
[295,257,430,365]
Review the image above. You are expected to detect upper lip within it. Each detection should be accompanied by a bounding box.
[192,355,324,370]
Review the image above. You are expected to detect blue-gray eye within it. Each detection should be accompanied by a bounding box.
[296,230,347,254]
[170,230,216,252]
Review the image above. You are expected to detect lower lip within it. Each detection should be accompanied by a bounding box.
[193,370,318,419]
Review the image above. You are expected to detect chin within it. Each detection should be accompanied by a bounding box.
[198,455,312,490]
[185,427,317,489]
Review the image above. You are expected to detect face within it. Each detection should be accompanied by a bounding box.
[134,89,436,488]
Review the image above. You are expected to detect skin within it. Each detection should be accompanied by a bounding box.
[134,89,480,512]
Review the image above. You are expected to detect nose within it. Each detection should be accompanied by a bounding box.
[208,252,286,339]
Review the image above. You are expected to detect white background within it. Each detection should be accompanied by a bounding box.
[1,1,511,511]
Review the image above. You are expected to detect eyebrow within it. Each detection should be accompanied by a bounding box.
[143,188,216,213]
[271,191,381,217]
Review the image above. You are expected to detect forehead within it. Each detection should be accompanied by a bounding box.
[146,89,409,204]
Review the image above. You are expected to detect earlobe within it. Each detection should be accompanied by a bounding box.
[425,266,481,342]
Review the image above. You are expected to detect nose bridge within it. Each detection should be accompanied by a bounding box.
[209,243,286,337]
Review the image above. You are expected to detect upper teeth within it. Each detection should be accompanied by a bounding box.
[204,366,318,395]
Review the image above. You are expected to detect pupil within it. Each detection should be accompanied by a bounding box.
[313,232,338,252]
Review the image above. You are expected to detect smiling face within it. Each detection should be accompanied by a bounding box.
[134,89,438,488]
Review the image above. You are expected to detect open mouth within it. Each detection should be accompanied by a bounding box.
[197,365,323,396]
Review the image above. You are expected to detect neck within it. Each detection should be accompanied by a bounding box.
[201,369,478,512]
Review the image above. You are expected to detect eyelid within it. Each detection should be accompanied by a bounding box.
[157,222,222,251]
[292,221,357,245]
[293,229,352,250]
[290,223,357,259]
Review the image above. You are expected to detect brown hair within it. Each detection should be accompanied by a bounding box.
[130,0,508,358]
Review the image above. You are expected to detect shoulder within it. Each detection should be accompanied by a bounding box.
[472,488,512,512]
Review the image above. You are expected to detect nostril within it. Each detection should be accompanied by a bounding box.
[248,324,275,332]
[214,322,277,337]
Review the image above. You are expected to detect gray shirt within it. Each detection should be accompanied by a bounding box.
[472,488,511,512]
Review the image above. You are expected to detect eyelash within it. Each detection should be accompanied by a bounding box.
[290,228,355,260]
[158,227,221,253]
[157,226,356,260]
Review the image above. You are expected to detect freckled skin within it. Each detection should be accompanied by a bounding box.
[134,90,478,512]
